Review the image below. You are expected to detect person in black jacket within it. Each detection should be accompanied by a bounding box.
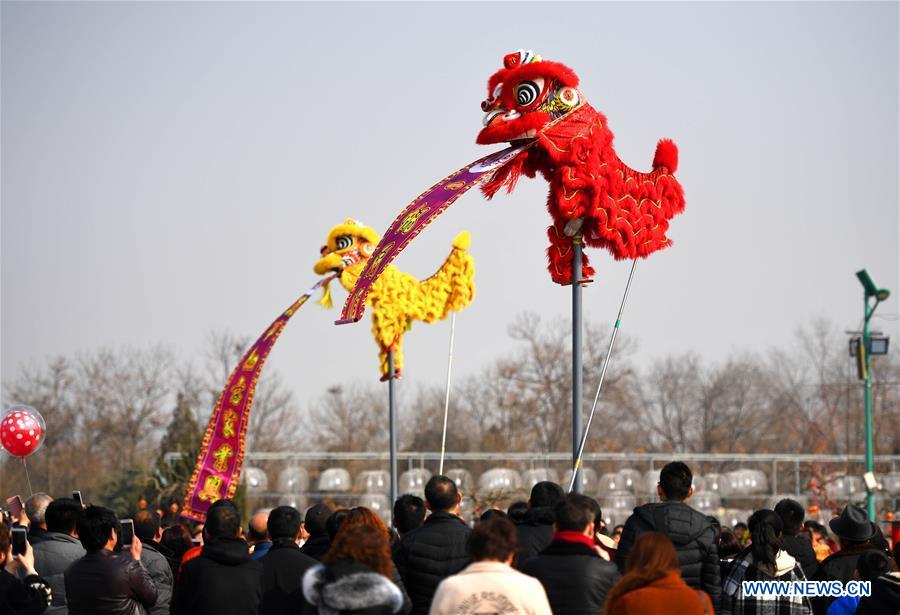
[393,475,471,615]
[133,510,173,615]
[520,493,620,614]
[260,506,317,615]
[392,495,425,541]
[774,498,818,579]
[33,497,85,614]
[172,500,262,615]
[64,506,157,615]
[299,503,334,562]
[1,516,51,615]
[507,501,528,525]
[615,461,720,609]
[516,481,565,564]
[856,543,900,615]
[811,504,884,615]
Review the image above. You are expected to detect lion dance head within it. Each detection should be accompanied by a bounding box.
[477,49,583,145]
[313,218,381,304]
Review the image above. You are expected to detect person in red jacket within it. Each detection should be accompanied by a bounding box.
[605,532,712,615]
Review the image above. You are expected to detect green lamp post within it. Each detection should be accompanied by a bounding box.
[855,269,890,521]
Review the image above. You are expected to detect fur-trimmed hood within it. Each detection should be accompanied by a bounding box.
[303,560,403,615]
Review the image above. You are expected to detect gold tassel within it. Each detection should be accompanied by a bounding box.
[318,279,334,309]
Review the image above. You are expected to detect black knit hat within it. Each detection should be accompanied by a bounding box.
[828,504,876,542]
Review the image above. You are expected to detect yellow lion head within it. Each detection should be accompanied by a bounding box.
[313,219,381,301]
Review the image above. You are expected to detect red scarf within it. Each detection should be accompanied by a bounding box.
[552,530,596,549]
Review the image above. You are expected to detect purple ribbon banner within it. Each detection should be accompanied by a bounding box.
[336,143,534,325]
[182,275,335,521]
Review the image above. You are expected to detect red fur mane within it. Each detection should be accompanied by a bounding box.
[482,104,685,284]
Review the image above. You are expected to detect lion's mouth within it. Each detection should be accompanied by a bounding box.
[510,131,537,144]
[477,111,547,145]
[330,255,357,274]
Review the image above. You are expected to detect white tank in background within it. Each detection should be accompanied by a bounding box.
[616,468,644,494]
[399,468,432,496]
[824,475,865,502]
[521,467,560,489]
[278,494,308,511]
[703,473,724,494]
[881,472,900,496]
[318,467,351,492]
[277,467,309,494]
[562,468,598,494]
[602,491,637,528]
[358,493,391,524]
[444,468,475,493]
[691,492,721,513]
[642,469,662,500]
[478,468,523,496]
[355,470,390,494]
[242,467,268,494]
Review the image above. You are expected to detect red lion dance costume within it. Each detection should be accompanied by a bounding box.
[477,50,685,284]
[336,49,685,325]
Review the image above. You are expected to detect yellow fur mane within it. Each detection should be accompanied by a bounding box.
[314,219,475,379]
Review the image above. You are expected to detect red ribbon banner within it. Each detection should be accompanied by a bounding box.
[182,276,335,521]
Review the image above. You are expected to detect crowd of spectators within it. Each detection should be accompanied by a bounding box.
[2,461,899,615]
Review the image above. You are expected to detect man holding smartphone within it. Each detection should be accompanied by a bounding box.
[64,506,157,615]
[33,498,86,614]
[1,516,52,614]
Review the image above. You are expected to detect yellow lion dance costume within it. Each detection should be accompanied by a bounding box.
[314,219,475,380]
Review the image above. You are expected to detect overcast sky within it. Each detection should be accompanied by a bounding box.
[2,1,898,411]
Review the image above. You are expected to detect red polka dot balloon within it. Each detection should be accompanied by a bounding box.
[1,405,46,458]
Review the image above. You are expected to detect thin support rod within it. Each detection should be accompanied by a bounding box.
[388,352,398,511]
[439,313,457,475]
[569,259,638,492]
[572,238,584,493]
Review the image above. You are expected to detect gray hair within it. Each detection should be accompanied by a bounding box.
[25,493,53,525]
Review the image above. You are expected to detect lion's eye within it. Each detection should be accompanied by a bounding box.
[515,79,543,107]
[335,236,354,250]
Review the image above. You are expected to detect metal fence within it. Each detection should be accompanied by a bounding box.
[167,451,900,528]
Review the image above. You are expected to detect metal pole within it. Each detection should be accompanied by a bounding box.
[863,299,875,520]
[388,351,398,509]
[569,259,638,492]
[572,238,584,493]
[439,313,457,475]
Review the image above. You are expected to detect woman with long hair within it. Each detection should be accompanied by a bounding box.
[721,509,811,615]
[327,507,411,614]
[604,532,712,615]
[302,524,403,615]
[339,507,390,537]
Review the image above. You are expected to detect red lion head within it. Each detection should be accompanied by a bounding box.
[477,50,583,145]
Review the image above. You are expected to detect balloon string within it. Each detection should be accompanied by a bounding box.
[22,457,33,498]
